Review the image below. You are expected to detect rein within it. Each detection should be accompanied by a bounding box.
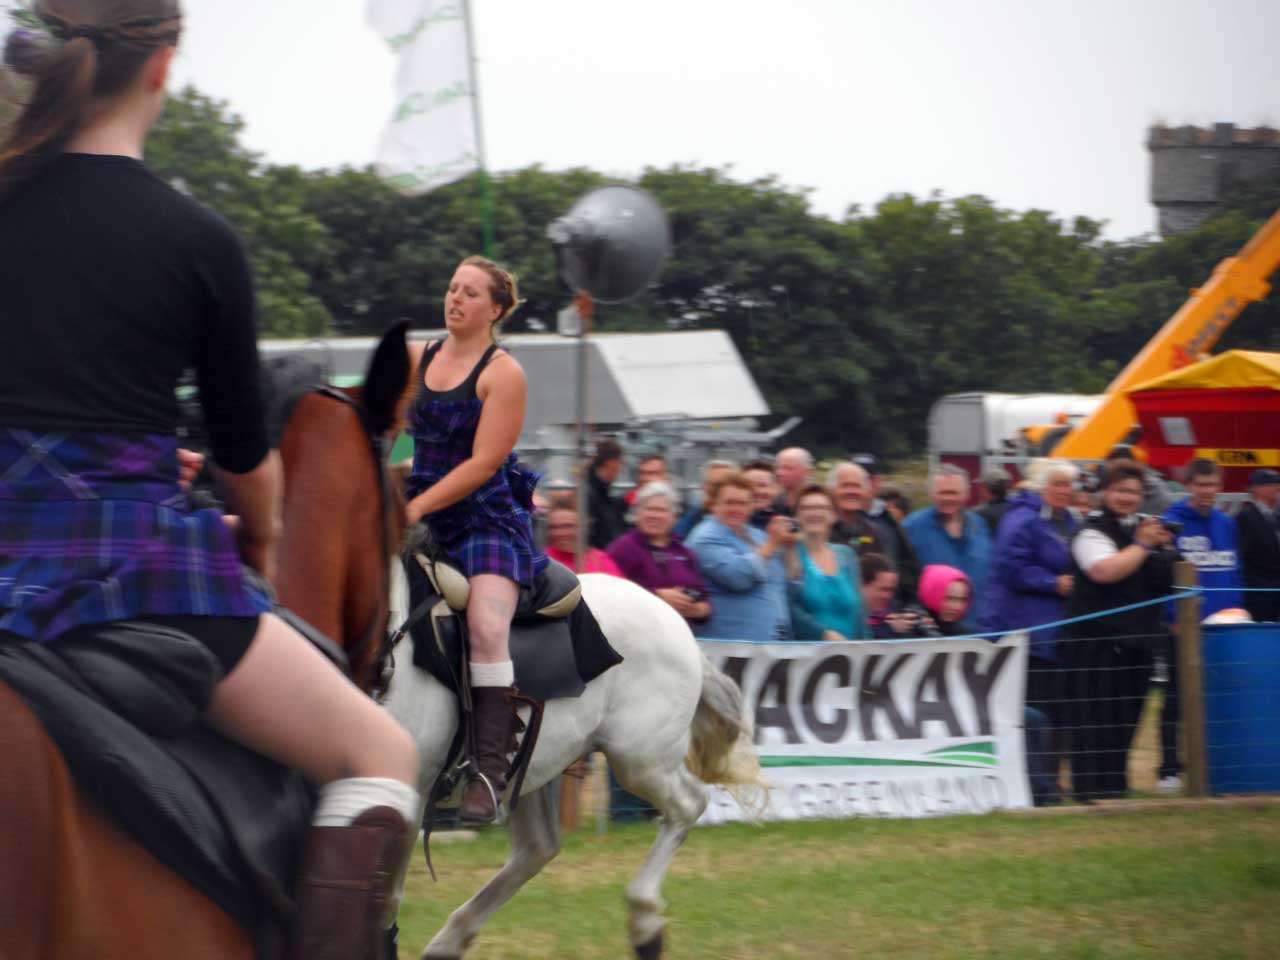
[311,386,394,684]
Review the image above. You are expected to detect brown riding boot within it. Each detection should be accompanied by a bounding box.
[288,806,414,960]
[459,685,519,823]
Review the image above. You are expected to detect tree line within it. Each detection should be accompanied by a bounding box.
[139,88,1280,455]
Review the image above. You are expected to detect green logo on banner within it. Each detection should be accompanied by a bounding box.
[761,740,999,770]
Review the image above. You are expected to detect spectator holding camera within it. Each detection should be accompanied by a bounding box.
[606,481,711,628]
[1060,458,1178,803]
[742,458,786,529]
[786,485,866,641]
[861,553,939,639]
[686,472,795,641]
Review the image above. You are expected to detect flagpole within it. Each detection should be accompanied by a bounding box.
[462,0,495,257]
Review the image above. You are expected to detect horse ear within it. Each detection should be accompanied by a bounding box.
[362,320,411,436]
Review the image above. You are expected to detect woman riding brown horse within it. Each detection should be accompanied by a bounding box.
[0,337,411,958]
[0,3,416,957]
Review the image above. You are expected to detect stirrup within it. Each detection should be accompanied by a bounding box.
[460,768,506,826]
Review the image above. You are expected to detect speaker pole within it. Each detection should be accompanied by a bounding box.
[572,290,595,575]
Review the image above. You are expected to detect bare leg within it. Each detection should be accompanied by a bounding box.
[206,612,417,786]
[422,784,562,959]
[466,574,517,664]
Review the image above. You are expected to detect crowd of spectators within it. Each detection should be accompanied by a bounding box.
[539,438,1272,810]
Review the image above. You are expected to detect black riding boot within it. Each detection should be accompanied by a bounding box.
[459,685,519,823]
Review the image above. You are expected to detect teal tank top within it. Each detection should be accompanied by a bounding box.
[798,544,862,638]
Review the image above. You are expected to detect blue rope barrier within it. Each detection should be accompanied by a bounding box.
[699,587,1207,646]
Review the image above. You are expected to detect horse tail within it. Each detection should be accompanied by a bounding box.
[686,653,767,816]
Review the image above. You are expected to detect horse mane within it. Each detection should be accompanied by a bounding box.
[259,354,330,449]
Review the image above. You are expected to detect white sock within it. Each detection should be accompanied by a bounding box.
[470,660,514,687]
[312,777,421,828]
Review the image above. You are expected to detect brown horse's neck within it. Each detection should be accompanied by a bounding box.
[274,391,399,693]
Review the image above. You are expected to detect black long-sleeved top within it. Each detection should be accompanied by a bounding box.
[0,153,268,473]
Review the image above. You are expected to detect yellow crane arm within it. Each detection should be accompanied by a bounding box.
[1052,207,1280,459]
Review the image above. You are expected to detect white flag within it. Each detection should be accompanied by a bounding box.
[367,1,480,194]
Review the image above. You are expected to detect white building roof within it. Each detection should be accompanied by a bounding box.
[259,329,769,431]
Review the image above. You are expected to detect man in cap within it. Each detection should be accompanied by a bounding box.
[1236,467,1280,623]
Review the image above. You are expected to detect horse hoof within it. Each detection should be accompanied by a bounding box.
[634,932,664,960]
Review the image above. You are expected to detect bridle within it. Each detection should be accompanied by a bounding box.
[311,386,396,686]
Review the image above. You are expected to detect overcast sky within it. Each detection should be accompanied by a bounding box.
[164,0,1279,240]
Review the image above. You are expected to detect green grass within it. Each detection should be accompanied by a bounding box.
[397,806,1280,959]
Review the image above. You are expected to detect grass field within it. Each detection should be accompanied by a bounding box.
[396,803,1280,959]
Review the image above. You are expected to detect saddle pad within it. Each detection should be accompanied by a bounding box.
[405,557,622,701]
[0,631,311,947]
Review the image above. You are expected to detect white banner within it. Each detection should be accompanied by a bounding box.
[366,0,480,194]
[697,635,1030,822]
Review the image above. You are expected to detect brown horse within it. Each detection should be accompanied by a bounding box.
[0,324,410,960]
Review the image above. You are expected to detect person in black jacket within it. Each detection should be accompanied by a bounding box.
[1060,459,1177,802]
[585,438,628,549]
[1236,468,1280,623]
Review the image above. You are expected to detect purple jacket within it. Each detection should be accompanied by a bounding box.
[977,489,1077,661]
[606,529,710,620]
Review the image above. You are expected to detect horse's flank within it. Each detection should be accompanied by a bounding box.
[0,683,252,959]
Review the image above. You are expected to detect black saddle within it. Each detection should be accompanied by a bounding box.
[401,528,622,703]
[0,615,339,957]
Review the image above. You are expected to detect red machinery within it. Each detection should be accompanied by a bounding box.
[1128,350,1280,491]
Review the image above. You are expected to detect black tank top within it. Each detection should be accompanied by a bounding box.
[416,340,500,404]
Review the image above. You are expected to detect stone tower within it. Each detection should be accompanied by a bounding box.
[1148,123,1280,236]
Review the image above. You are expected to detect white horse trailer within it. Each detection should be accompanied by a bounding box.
[927,392,1104,488]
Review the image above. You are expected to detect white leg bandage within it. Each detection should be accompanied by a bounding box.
[312,777,420,828]
[470,660,514,687]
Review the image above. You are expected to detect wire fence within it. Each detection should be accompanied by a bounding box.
[589,567,1280,822]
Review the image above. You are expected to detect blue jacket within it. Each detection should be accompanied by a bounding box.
[685,516,791,642]
[903,507,993,618]
[1163,499,1242,617]
[978,490,1076,660]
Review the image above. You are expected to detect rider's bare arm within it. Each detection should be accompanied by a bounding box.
[214,450,284,579]
[406,354,526,523]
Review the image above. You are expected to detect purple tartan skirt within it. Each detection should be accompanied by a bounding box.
[0,430,272,642]
[418,461,548,587]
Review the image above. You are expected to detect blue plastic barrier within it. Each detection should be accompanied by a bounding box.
[1202,622,1280,794]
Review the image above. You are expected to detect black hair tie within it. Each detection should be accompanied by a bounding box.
[64,25,103,45]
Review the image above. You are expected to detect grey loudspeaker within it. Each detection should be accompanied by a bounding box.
[546,185,671,304]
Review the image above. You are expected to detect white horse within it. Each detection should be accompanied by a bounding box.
[383,569,760,960]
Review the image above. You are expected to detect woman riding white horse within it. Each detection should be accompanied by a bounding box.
[402,256,544,823]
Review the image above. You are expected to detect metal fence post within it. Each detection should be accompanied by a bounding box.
[1174,561,1208,797]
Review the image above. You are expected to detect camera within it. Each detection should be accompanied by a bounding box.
[900,604,942,638]
[1137,514,1183,536]
[680,588,705,602]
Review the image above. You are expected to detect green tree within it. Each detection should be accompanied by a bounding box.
[146,87,333,337]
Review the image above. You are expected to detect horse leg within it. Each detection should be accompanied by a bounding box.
[615,762,708,960]
[420,782,561,960]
